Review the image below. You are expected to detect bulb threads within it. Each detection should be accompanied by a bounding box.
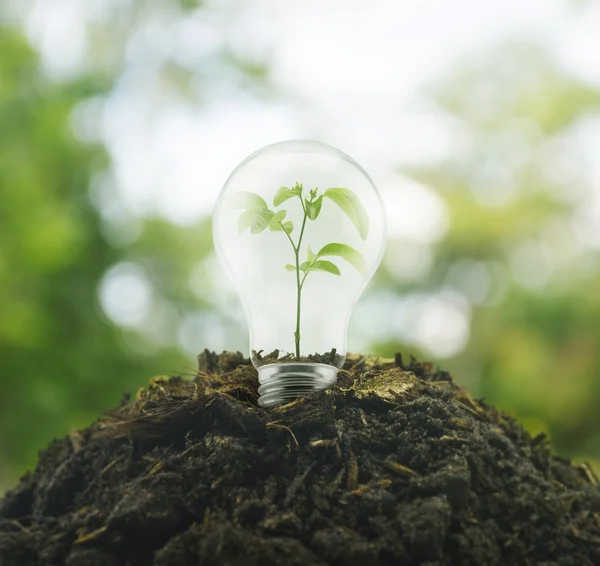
[257,362,338,407]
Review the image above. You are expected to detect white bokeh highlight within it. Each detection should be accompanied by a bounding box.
[18,0,600,360]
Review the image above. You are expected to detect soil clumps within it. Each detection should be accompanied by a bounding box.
[1,351,599,565]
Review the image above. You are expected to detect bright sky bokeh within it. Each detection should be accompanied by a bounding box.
[8,0,600,359]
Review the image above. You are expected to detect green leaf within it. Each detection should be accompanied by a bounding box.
[250,208,275,234]
[307,245,316,262]
[227,191,267,210]
[308,260,341,276]
[283,221,293,234]
[237,210,254,233]
[306,195,323,220]
[285,264,296,271]
[269,209,287,231]
[299,261,311,272]
[273,186,297,206]
[323,187,369,240]
[317,243,367,276]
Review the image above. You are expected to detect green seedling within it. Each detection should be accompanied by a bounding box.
[229,183,369,359]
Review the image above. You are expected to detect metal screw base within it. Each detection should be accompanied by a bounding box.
[257,362,339,408]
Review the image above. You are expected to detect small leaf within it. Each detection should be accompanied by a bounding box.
[269,209,287,231]
[227,191,267,210]
[251,208,275,234]
[308,260,341,276]
[299,261,311,272]
[283,221,293,234]
[306,195,323,220]
[307,245,316,262]
[285,264,296,271]
[317,243,367,276]
[273,186,297,206]
[323,187,369,240]
[237,210,253,233]
[272,209,287,223]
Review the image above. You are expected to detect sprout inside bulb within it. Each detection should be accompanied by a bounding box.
[213,140,386,406]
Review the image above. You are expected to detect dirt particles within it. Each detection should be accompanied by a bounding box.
[1,350,599,565]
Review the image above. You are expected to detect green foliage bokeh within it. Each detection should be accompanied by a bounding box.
[1,5,599,491]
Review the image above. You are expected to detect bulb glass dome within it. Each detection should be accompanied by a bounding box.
[213,140,386,406]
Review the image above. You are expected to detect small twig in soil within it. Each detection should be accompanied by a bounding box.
[175,361,200,375]
[346,451,358,490]
[309,438,342,462]
[451,399,486,421]
[448,417,472,430]
[11,520,31,535]
[578,462,598,485]
[73,526,108,545]
[179,442,203,458]
[100,457,123,477]
[309,438,338,448]
[146,461,165,477]
[352,478,393,497]
[383,459,417,477]
[266,422,299,450]
[358,408,368,425]
[69,430,83,452]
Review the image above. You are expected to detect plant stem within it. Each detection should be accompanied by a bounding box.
[294,199,309,359]
[280,222,296,251]
[279,194,309,359]
[293,247,301,358]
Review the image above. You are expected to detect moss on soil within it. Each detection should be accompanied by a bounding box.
[1,351,599,565]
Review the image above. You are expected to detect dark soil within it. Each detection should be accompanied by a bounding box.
[251,348,344,368]
[1,351,600,566]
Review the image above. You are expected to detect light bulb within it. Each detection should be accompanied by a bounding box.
[213,140,386,407]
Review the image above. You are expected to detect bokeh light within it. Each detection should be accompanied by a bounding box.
[2,0,600,491]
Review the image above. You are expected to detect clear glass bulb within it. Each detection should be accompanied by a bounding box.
[213,140,386,406]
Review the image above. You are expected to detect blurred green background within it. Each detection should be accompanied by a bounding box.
[1,0,600,492]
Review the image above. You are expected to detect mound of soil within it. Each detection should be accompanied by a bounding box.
[1,351,600,566]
